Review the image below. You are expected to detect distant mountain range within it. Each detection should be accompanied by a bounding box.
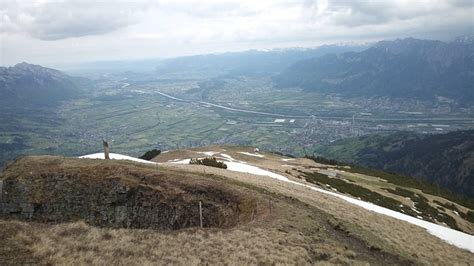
[275,37,474,104]
[155,45,366,76]
[315,130,474,197]
[0,62,87,107]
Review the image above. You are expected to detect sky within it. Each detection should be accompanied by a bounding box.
[1,0,473,66]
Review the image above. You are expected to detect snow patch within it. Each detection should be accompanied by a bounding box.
[220,154,237,162]
[197,151,219,156]
[281,158,295,162]
[171,159,192,164]
[225,162,289,182]
[238,152,264,158]
[79,153,157,165]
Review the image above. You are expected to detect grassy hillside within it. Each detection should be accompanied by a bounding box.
[1,147,472,264]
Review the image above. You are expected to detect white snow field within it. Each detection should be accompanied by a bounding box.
[197,151,219,156]
[170,158,192,164]
[79,152,474,252]
[238,152,264,158]
[79,153,157,165]
[225,162,288,181]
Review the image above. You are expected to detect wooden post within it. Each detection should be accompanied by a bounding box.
[103,140,110,160]
[199,201,203,228]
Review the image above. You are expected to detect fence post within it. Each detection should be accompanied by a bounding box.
[199,201,203,228]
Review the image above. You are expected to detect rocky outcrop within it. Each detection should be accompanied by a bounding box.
[0,156,254,230]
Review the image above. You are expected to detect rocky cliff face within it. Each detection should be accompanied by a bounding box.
[0,156,253,229]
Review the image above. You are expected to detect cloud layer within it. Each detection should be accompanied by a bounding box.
[1,1,145,40]
[0,0,472,65]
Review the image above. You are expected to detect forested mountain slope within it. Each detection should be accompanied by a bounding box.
[275,37,474,104]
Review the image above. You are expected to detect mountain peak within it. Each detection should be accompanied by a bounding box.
[0,62,82,106]
[13,62,57,72]
[13,62,42,70]
[15,61,33,67]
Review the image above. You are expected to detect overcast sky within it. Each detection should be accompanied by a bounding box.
[1,0,473,66]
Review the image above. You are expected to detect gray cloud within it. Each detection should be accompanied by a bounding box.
[449,0,474,7]
[305,0,473,28]
[161,2,257,18]
[1,1,144,40]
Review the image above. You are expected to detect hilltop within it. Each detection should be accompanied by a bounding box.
[1,146,473,264]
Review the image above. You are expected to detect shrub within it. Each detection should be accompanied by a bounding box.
[272,151,296,158]
[342,165,474,210]
[189,157,227,169]
[437,201,474,223]
[304,172,408,212]
[461,211,474,223]
[305,155,340,166]
[139,149,161,161]
[385,187,416,198]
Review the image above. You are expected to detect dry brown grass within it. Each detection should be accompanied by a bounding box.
[6,220,314,265]
[1,198,391,265]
